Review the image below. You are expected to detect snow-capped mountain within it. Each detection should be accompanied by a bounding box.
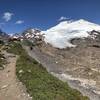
[22,19,100,48]
[42,19,100,48]
[22,28,44,44]
[22,28,42,39]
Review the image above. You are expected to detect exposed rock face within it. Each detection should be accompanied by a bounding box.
[22,28,45,45]
[22,28,41,39]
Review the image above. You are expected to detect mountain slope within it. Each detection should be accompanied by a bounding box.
[22,28,42,39]
[42,19,100,48]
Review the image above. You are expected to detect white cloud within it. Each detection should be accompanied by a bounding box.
[58,16,69,21]
[3,12,14,22]
[15,20,24,24]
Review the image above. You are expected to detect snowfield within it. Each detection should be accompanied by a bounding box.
[42,19,100,48]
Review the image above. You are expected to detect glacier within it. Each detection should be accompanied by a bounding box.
[42,19,100,48]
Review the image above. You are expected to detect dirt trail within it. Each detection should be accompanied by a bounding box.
[0,51,32,100]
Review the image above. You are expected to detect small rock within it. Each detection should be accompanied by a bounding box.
[1,85,8,89]
[55,61,58,64]
[1,57,4,60]
[0,66,4,70]
[23,93,26,96]
[30,97,32,99]
[6,74,9,77]
[19,70,23,73]
[28,94,30,97]
[28,70,31,73]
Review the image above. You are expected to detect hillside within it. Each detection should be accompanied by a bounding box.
[6,42,89,100]
[20,19,100,100]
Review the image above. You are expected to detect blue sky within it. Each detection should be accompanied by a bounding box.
[0,0,100,33]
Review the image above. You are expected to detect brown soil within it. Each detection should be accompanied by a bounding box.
[0,51,32,100]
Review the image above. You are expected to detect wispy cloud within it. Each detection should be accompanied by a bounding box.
[2,12,14,22]
[58,16,69,21]
[15,20,24,24]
